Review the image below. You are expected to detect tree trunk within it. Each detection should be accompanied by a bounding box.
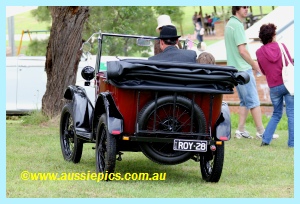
[42,6,89,118]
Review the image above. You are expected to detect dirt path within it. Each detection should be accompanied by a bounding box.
[182,32,224,41]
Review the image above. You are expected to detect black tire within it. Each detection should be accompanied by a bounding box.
[200,142,224,182]
[138,95,206,165]
[60,103,83,163]
[95,114,116,179]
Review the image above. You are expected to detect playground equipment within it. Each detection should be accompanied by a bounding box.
[17,30,49,55]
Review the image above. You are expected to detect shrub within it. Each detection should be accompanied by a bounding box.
[21,110,49,125]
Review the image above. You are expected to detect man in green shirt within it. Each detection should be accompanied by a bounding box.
[224,6,266,140]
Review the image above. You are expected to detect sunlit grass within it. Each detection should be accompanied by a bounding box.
[179,6,277,36]
[6,111,293,198]
[6,10,51,34]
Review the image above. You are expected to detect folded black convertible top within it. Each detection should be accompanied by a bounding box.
[105,59,250,94]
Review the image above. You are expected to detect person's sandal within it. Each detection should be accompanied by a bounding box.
[256,132,263,139]
[235,130,253,139]
[256,132,279,139]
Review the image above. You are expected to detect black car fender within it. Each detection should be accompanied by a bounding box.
[93,92,123,140]
[63,85,94,138]
[215,101,231,141]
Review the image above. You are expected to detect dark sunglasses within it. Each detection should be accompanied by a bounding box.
[242,6,249,9]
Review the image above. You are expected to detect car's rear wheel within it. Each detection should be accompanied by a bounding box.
[138,95,206,165]
[60,103,83,163]
[95,114,116,180]
[200,141,224,182]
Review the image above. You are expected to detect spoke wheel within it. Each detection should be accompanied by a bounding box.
[200,142,224,182]
[95,114,116,180]
[138,95,206,165]
[60,103,83,163]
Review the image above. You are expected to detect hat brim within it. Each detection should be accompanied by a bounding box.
[156,23,175,32]
[157,35,181,39]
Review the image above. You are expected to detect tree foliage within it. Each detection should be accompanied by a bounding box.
[30,6,183,56]
[31,6,51,24]
[81,7,183,56]
[26,39,48,56]
[155,6,184,24]
[83,6,182,37]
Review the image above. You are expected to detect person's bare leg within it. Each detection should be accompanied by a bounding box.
[238,106,249,132]
[250,106,264,134]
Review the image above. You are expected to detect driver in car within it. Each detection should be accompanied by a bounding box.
[148,25,197,63]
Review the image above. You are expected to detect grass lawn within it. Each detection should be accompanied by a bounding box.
[178,6,277,36]
[6,10,51,34]
[6,41,30,56]
[6,113,294,198]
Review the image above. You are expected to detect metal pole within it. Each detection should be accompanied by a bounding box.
[7,16,15,56]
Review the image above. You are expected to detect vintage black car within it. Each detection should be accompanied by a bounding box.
[60,31,249,182]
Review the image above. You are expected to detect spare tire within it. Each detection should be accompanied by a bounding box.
[138,95,206,165]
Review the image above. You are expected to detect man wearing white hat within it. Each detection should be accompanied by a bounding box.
[156,15,175,32]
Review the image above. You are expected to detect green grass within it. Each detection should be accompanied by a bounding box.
[20,110,49,125]
[6,10,51,34]
[178,6,277,36]
[230,113,288,131]
[6,112,293,198]
[6,40,31,55]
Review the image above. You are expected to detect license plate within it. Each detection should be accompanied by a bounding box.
[173,139,207,152]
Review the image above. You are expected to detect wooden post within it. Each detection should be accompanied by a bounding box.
[199,6,204,27]
[180,22,184,37]
[222,6,226,30]
[17,30,25,55]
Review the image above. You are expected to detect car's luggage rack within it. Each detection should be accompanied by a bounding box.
[105,59,250,94]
